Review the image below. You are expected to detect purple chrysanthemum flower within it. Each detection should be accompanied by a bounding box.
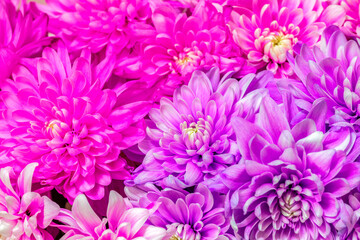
[228,0,326,76]
[54,190,166,240]
[0,42,151,203]
[0,163,60,239]
[130,68,271,190]
[287,25,360,125]
[142,2,251,98]
[0,0,49,83]
[222,95,360,239]
[125,184,233,240]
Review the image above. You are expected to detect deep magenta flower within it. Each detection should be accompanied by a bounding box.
[37,0,154,54]
[287,26,360,125]
[142,2,251,97]
[222,95,360,239]
[0,0,49,83]
[0,163,60,239]
[130,68,271,190]
[0,43,151,203]
[54,190,166,240]
[125,184,233,240]
[228,0,326,76]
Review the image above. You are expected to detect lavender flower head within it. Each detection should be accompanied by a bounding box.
[222,95,360,239]
[288,25,360,125]
[0,163,60,239]
[131,68,271,190]
[125,184,233,240]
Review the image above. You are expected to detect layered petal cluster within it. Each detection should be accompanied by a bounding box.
[37,0,154,54]
[222,96,360,239]
[0,43,150,203]
[339,0,360,36]
[142,2,250,97]
[55,190,166,240]
[288,26,360,124]
[337,191,360,239]
[228,0,326,76]
[0,0,49,83]
[320,0,360,37]
[125,184,232,240]
[131,68,271,189]
[0,163,60,239]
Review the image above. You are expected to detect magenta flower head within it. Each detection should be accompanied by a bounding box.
[0,42,151,203]
[0,0,49,83]
[222,95,360,239]
[125,184,233,240]
[142,1,251,96]
[288,25,360,124]
[0,163,60,239]
[54,190,166,240]
[37,0,154,54]
[228,0,326,77]
[130,68,271,190]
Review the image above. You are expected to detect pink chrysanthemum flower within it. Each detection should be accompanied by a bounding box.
[228,0,326,77]
[0,163,60,239]
[37,0,154,54]
[0,0,49,83]
[54,190,166,240]
[0,42,151,203]
[142,2,251,98]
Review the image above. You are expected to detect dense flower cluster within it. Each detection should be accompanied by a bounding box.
[2,0,360,239]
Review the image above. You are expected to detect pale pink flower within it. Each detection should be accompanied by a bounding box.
[0,163,60,240]
[228,0,326,76]
[54,191,166,240]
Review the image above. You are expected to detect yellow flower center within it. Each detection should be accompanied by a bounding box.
[169,235,183,240]
[271,35,284,46]
[46,120,59,131]
[263,32,296,64]
[176,56,192,66]
[183,125,199,137]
